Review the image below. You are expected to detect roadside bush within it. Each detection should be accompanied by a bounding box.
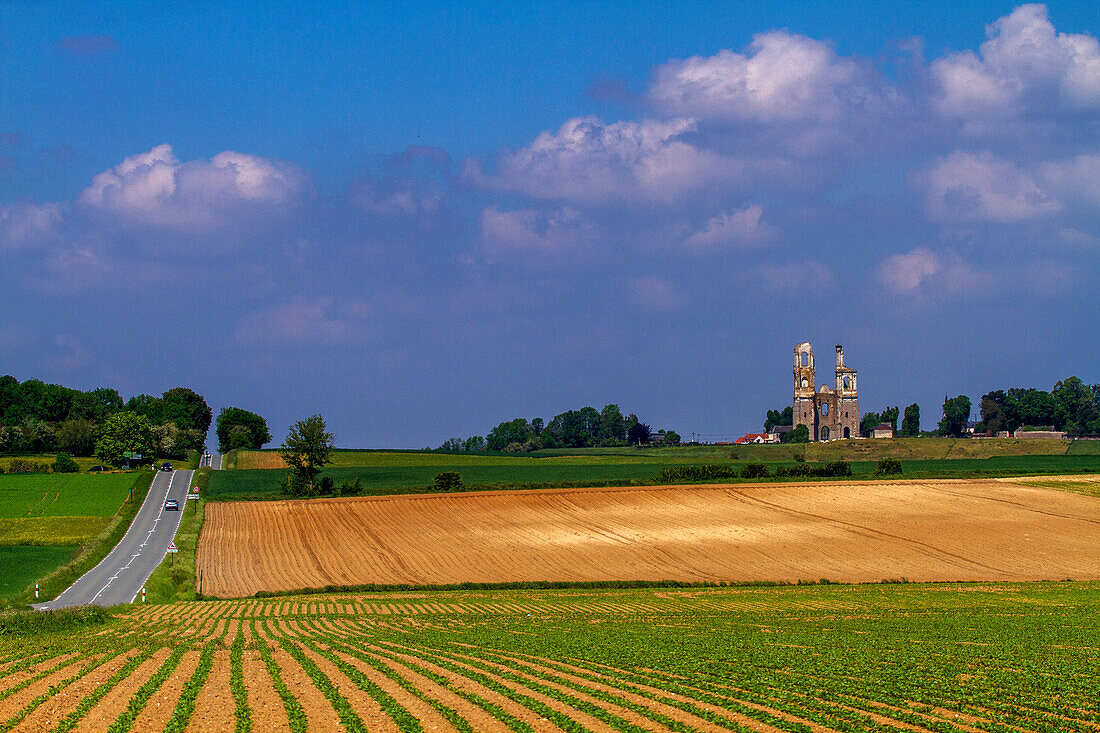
[875,457,903,475]
[655,465,740,483]
[338,477,363,496]
[7,458,50,474]
[318,476,335,495]
[433,471,462,492]
[52,452,79,473]
[740,463,770,479]
[775,460,851,478]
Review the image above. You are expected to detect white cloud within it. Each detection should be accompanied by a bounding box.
[629,275,681,310]
[877,248,942,292]
[1041,154,1100,208]
[235,298,349,346]
[913,151,1059,222]
[932,4,1100,120]
[0,202,62,251]
[78,144,304,229]
[684,205,776,249]
[480,206,591,254]
[650,31,891,123]
[488,116,734,204]
[876,248,993,294]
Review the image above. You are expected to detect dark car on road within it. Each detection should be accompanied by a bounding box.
[160,462,172,471]
[88,465,109,472]
[164,499,179,511]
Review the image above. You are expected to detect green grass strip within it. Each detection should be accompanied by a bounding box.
[162,642,217,733]
[0,652,119,733]
[230,630,252,733]
[53,650,153,732]
[106,645,188,733]
[290,633,421,732]
[277,637,367,733]
[373,641,613,733]
[304,632,475,733]
[357,639,532,733]
[0,652,82,703]
[253,621,308,733]
[394,642,704,733]
[483,646,814,733]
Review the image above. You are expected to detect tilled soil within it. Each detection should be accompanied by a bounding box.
[197,478,1100,596]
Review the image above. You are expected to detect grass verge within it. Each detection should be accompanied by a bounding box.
[144,467,209,603]
[9,471,153,605]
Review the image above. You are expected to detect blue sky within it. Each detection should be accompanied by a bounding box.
[3,1,1100,446]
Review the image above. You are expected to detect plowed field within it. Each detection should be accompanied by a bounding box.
[197,478,1100,597]
[3,583,1099,732]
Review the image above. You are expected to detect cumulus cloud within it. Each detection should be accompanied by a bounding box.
[932,4,1100,121]
[77,144,305,230]
[629,275,682,310]
[650,30,893,124]
[912,151,1059,222]
[684,205,776,249]
[877,248,995,294]
[485,116,734,204]
[480,206,592,254]
[0,203,63,251]
[1041,154,1100,208]
[235,298,350,346]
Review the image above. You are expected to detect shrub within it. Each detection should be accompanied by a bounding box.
[433,471,463,492]
[318,476,335,495]
[7,458,50,474]
[775,460,851,478]
[655,465,740,483]
[52,452,79,473]
[338,477,363,496]
[875,457,903,475]
[740,463,770,479]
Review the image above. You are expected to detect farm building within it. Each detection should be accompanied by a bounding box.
[871,423,895,439]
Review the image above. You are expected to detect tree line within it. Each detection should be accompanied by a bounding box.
[941,376,1100,437]
[0,376,211,458]
[441,405,680,453]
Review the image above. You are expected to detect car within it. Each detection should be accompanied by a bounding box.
[164,499,179,511]
[160,462,173,471]
[88,465,109,473]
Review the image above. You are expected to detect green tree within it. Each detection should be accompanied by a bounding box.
[57,419,97,456]
[598,404,627,445]
[781,424,810,443]
[216,407,272,453]
[881,406,900,432]
[764,406,793,431]
[161,387,213,439]
[279,414,335,498]
[977,391,1008,434]
[937,395,972,437]
[1004,388,1055,431]
[627,420,652,445]
[94,412,155,467]
[1052,376,1099,435]
[663,430,681,445]
[860,411,882,438]
[486,418,534,451]
[900,403,920,436]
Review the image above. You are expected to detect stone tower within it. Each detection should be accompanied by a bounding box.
[793,342,816,436]
[792,342,861,441]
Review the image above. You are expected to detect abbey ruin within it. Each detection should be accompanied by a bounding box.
[793,342,860,441]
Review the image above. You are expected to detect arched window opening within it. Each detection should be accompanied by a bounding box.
[843,427,850,438]
[821,403,829,416]
[801,352,809,367]
[820,426,830,440]
[844,377,850,389]
[801,378,808,388]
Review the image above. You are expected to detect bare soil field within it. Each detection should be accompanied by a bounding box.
[196,478,1100,598]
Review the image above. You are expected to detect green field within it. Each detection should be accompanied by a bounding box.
[0,581,1096,730]
[209,442,1100,500]
[0,472,138,518]
[0,545,78,600]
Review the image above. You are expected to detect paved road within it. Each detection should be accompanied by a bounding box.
[35,468,194,610]
[208,452,222,470]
